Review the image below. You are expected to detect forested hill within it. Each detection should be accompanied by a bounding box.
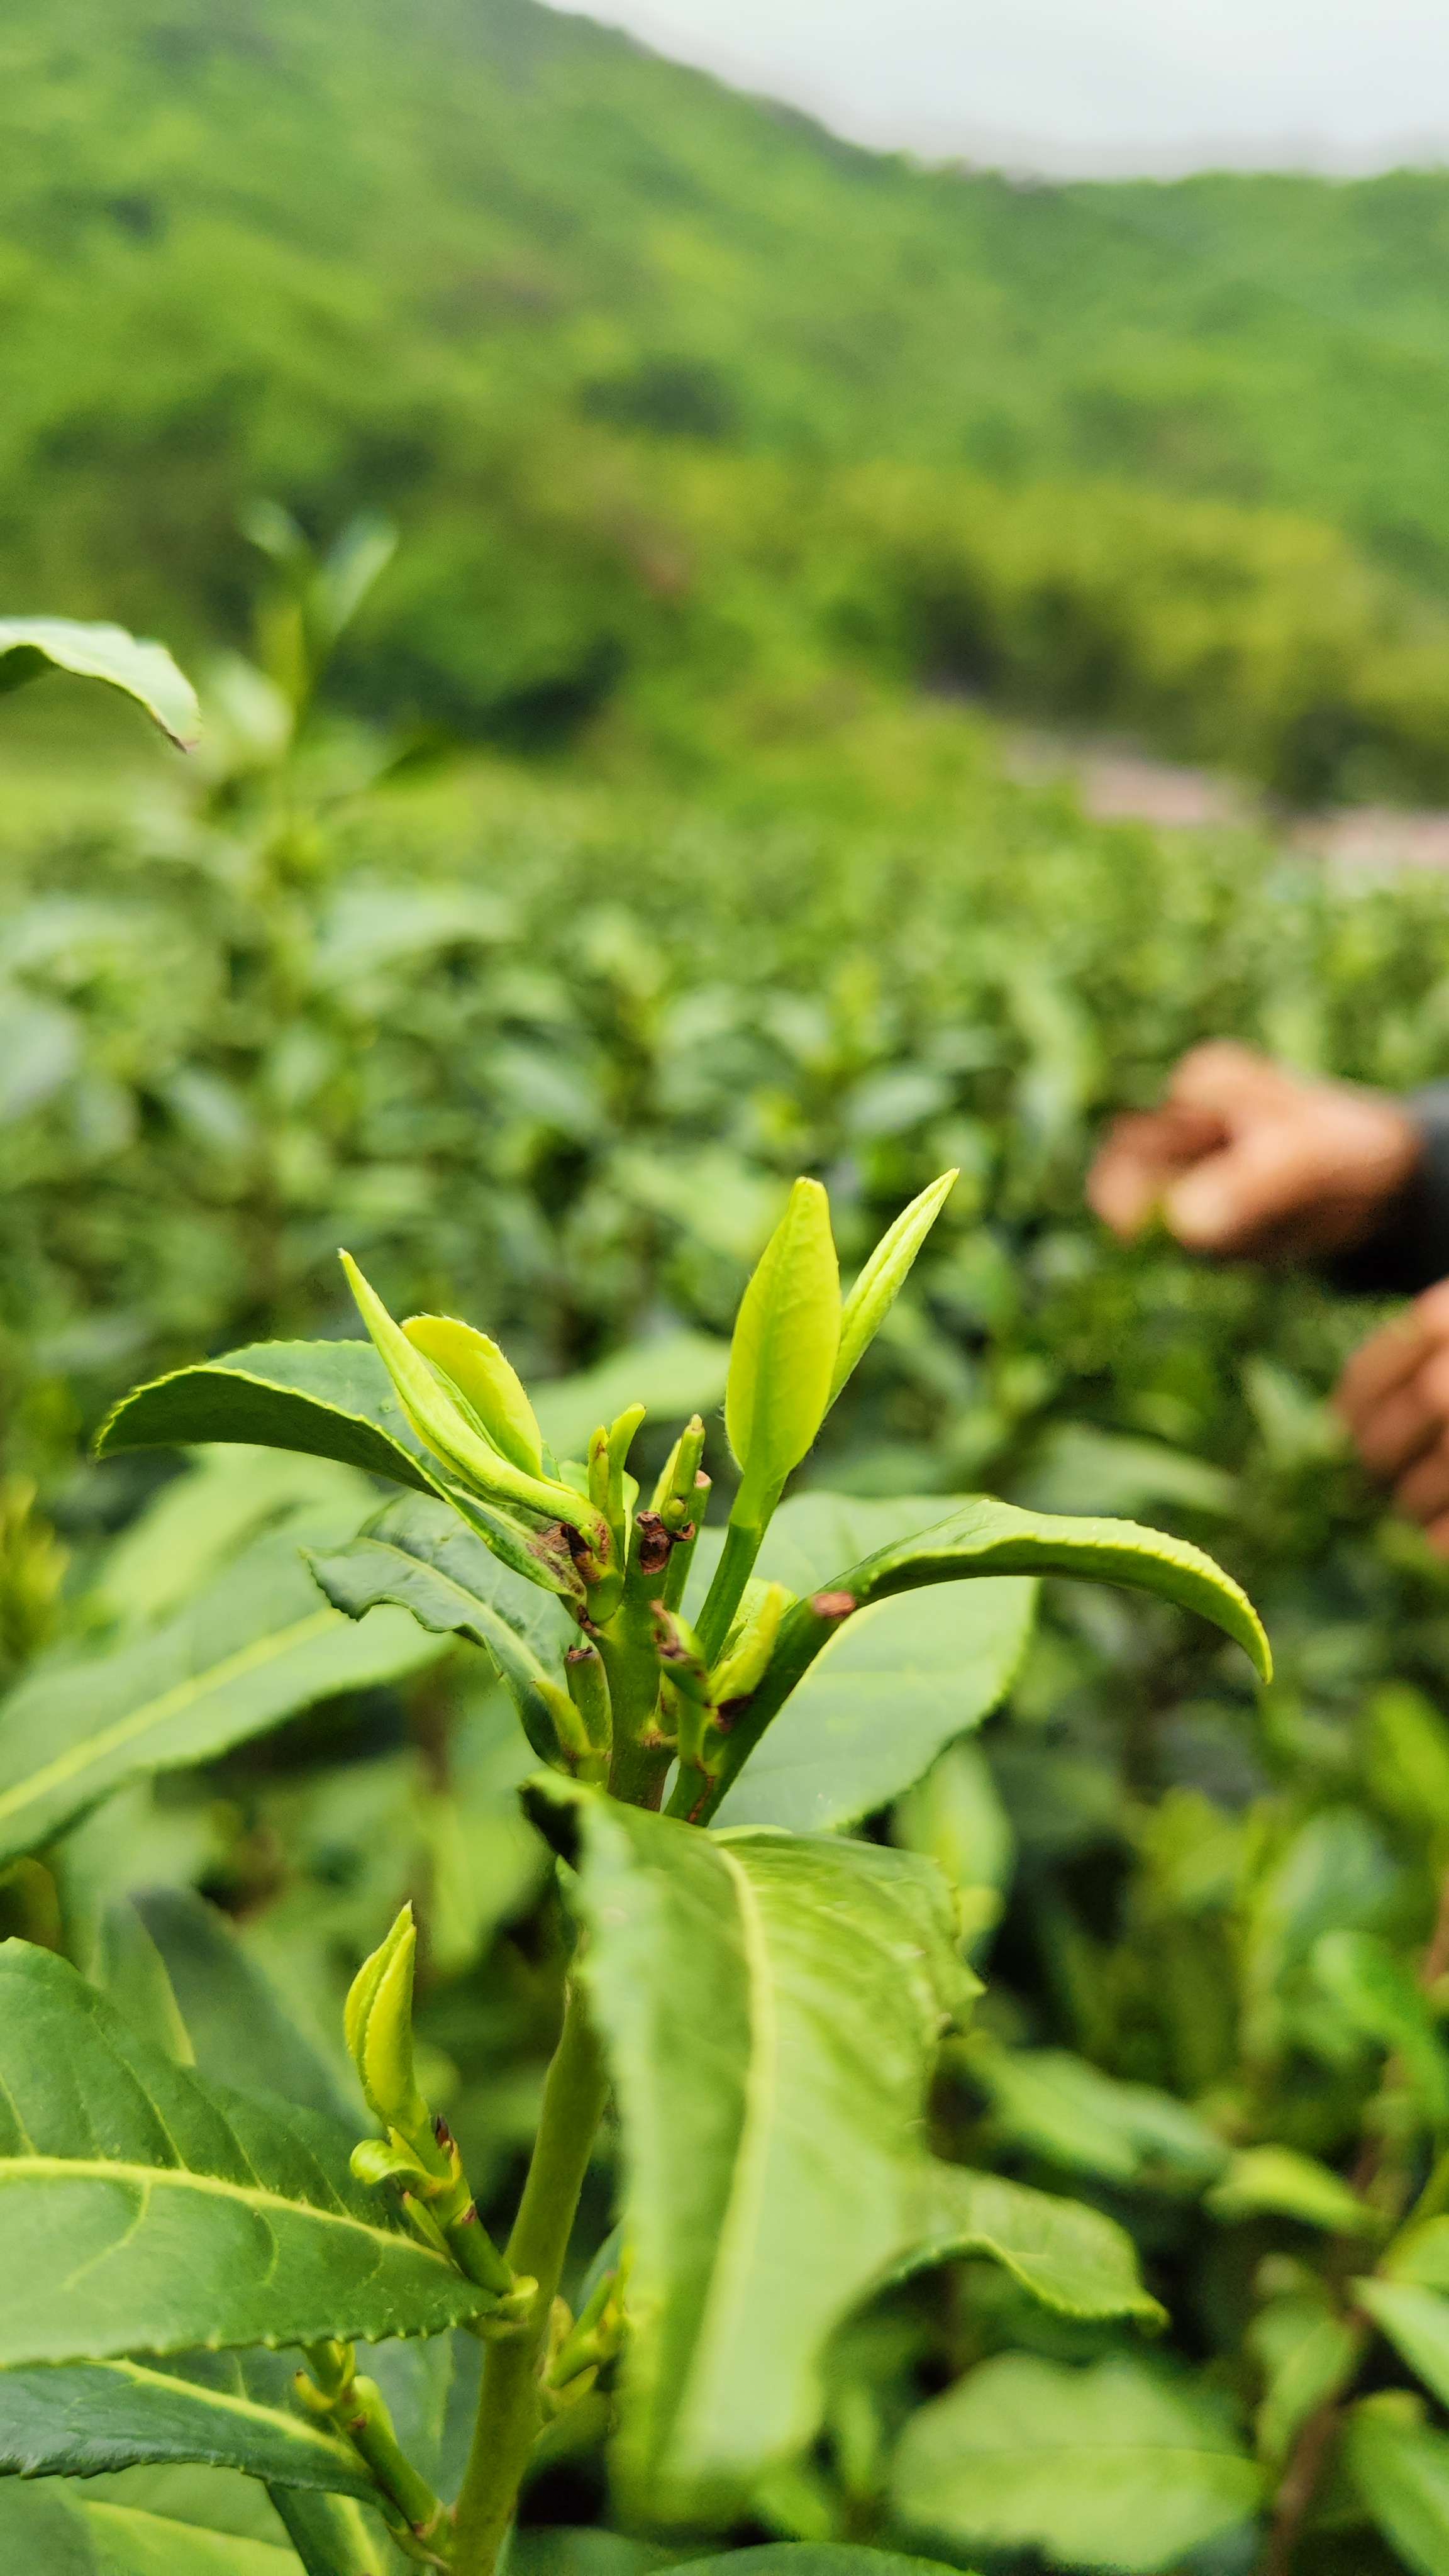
[8,0,1449,789]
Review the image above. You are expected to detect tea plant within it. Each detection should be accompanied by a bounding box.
[0,1140,1269,2573]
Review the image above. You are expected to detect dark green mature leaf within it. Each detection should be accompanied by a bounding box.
[0,2353,374,2496]
[133,1890,355,2126]
[0,1526,437,1867]
[1346,2399,1449,2576]
[0,2479,299,2570]
[97,1342,439,1494]
[0,1942,486,2363]
[528,1781,1157,2521]
[502,2539,688,2575]
[694,1498,1033,1834]
[308,1495,574,1762]
[0,617,201,748]
[687,1492,1269,1820]
[892,2353,1263,2572]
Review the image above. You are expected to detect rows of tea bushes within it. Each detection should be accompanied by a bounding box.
[8,640,1449,2568]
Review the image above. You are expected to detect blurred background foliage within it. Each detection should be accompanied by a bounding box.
[14,1,1449,2565]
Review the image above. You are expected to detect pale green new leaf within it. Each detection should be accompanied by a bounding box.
[307,1495,574,1763]
[0,617,201,748]
[691,1497,1033,1833]
[527,1782,1155,2521]
[1346,2399,1449,2576]
[0,2482,299,2573]
[691,1491,1269,1820]
[404,1314,544,1475]
[1387,2215,1449,2289]
[725,1177,840,1515]
[1355,2280,1449,2412]
[0,1943,486,2363]
[0,2353,374,2497]
[829,1170,958,1405]
[892,2353,1263,2573]
[0,1525,438,1867]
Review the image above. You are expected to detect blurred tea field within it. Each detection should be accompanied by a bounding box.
[14,2,1449,2565]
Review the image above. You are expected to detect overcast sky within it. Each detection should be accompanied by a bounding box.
[541,0,1449,175]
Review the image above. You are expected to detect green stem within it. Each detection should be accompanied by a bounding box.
[450,1978,610,2576]
[694,1514,764,1663]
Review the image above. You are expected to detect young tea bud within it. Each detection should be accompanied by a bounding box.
[402,1313,543,1477]
[340,1252,610,1568]
[830,1169,958,1406]
[345,1904,430,2146]
[725,1177,840,1526]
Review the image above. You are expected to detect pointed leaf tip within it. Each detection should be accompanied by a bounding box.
[831,1168,959,1405]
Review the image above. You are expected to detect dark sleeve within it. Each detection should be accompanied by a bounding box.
[1327,1085,1449,1296]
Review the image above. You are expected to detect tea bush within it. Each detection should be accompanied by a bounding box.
[9,609,1449,2574]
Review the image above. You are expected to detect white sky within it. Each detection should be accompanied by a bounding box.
[540,0,1449,175]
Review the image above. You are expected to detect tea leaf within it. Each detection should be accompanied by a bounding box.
[308,1493,575,1762]
[0,2480,300,2572]
[0,2352,375,2496]
[724,1178,840,1519]
[526,1781,1155,2521]
[0,617,200,748]
[1346,2398,1449,2576]
[892,2353,1262,2572]
[0,1526,436,1867]
[829,1169,958,1404]
[0,1943,487,2363]
[692,1492,1269,1820]
[97,1341,442,1495]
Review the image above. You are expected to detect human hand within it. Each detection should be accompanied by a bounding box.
[1336,1282,1449,1553]
[1087,1041,1420,1262]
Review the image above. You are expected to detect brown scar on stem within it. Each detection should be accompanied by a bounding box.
[809,1590,857,1619]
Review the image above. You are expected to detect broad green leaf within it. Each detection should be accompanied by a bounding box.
[528,1781,1155,2521]
[1346,2397,1449,2576]
[725,1178,840,1516]
[1011,1423,1237,1519]
[1355,2279,1449,2411]
[691,1491,1269,1820]
[0,2480,300,2571]
[97,1341,442,1495]
[893,1740,1015,1952]
[692,1496,1033,1832]
[307,1494,573,1763]
[0,1941,486,2363]
[1207,2143,1384,2236]
[0,617,201,748]
[962,2036,1227,2187]
[715,1581,1034,1833]
[829,1169,958,1404]
[0,2353,374,2496]
[1314,1929,1449,2119]
[886,2164,1165,2323]
[678,2557,968,2575]
[892,2353,1263,2572]
[131,1889,357,2125]
[0,1524,437,1867]
[531,1331,730,1465]
[94,1448,377,1631]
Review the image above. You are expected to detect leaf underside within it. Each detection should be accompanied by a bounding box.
[0,616,201,748]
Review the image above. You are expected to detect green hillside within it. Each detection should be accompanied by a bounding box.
[8,0,1449,787]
